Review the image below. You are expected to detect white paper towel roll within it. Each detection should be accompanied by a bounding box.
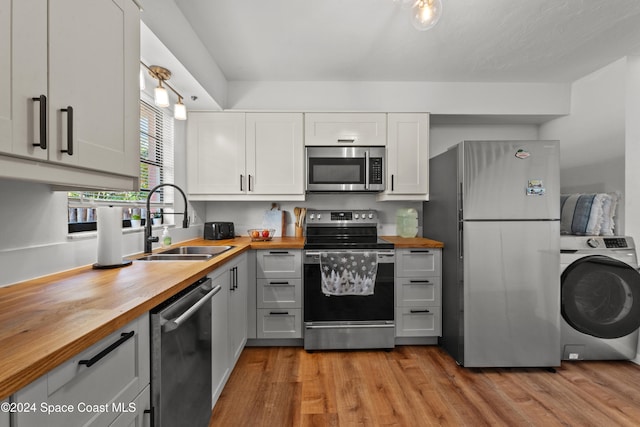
[96,206,123,266]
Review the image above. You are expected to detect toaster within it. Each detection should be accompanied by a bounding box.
[204,222,235,240]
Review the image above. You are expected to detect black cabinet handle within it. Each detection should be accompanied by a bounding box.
[268,281,290,285]
[240,174,244,191]
[31,95,47,149]
[233,266,238,290]
[79,331,135,368]
[269,311,289,315]
[410,249,430,253]
[61,106,73,155]
[248,174,253,192]
[144,408,155,426]
[410,309,431,314]
[409,280,431,284]
[269,251,289,254]
[391,174,394,191]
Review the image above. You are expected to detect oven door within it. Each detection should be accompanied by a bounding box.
[303,250,395,349]
[306,146,384,192]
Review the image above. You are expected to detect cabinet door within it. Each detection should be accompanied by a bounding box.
[0,0,48,159]
[381,113,429,200]
[108,385,151,427]
[246,113,303,195]
[228,255,248,366]
[48,0,139,177]
[396,306,442,337]
[209,268,230,407]
[396,276,442,307]
[187,112,246,194]
[256,308,302,339]
[304,113,387,146]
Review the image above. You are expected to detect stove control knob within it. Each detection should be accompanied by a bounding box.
[317,214,322,220]
[368,213,374,219]
[587,238,600,248]
[354,213,359,219]
[309,213,315,220]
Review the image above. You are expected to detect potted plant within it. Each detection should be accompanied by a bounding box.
[152,212,162,225]
[130,214,142,228]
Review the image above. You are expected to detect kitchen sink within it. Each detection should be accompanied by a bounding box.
[137,245,234,261]
[159,245,234,256]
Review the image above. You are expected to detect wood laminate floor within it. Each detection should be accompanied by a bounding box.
[210,346,640,426]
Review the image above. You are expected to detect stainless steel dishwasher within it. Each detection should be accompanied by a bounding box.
[150,277,219,427]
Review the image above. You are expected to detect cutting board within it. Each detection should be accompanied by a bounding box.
[262,208,285,237]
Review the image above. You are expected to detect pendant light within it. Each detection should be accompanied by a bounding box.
[411,0,442,31]
[174,97,187,121]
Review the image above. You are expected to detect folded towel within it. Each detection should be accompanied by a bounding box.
[320,251,378,296]
[560,193,620,236]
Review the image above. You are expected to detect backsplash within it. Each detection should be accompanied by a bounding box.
[202,193,423,237]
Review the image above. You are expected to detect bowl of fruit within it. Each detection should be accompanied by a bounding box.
[248,228,276,241]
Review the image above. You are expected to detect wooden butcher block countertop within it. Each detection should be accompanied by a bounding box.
[0,234,440,399]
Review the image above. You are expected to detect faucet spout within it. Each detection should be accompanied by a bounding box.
[144,183,189,253]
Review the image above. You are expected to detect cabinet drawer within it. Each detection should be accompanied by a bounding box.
[256,250,302,278]
[304,113,387,146]
[396,248,441,277]
[396,306,442,337]
[257,278,302,308]
[396,276,441,306]
[256,308,302,339]
[13,314,149,427]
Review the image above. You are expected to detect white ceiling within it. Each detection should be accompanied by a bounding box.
[170,0,640,83]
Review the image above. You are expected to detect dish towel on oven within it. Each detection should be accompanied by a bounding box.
[320,251,378,296]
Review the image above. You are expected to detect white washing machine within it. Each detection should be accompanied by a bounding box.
[561,236,640,360]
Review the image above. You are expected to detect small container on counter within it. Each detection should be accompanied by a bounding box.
[396,208,418,238]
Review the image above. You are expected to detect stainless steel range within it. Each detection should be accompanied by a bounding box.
[303,209,395,350]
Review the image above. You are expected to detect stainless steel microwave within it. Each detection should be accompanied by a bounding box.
[306,146,385,192]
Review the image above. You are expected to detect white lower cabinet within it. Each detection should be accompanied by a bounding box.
[256,250,303,339]
[1,398,9,427]
[395,248,442,337]
[209,253,248,408]
[11,314,150,427]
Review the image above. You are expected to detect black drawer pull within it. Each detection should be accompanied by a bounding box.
[269,251,289,254]
[409,280,431,284]
[268,281,290,285]
[32,95,47,149]
[410,309,431,314]
[410,249,430,253]
[79,331,135,368]
[269,311,289,315]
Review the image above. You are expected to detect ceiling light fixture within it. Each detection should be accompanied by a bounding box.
[410,0,442,31]
[141,62,188,120]
[394,0,442,31]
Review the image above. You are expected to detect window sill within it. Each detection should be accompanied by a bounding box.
[67,224,172,240]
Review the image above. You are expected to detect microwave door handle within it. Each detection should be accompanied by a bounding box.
[364,150,370,190]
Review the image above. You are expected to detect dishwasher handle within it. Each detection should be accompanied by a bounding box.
[162,283,220,332]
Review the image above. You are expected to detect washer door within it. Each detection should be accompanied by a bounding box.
[562,255,640,338]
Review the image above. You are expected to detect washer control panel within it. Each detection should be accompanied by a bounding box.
[603,237,629,248]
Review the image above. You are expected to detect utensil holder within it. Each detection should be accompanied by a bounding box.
[295,226,303,238]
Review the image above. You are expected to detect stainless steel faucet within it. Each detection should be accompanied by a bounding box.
[145,183,189,253]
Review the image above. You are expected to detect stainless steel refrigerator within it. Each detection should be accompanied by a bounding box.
[423,140,561,367]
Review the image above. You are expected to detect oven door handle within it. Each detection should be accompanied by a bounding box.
[305,323,395,330]
[161,284,220,332]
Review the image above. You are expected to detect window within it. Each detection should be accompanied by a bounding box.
[67,98,175,233]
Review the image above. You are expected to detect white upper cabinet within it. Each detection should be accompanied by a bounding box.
[378,113,430,201]
[0,0,139,190]
[304,113,387,146]
[187,112,305,201]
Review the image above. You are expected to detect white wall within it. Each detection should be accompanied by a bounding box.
[540,58,629,234]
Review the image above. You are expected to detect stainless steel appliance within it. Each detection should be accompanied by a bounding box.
[150,277,219,426]
[560,236,640,360]
[303,209,395,350]
[204,222,235,240]
[306,146,385,192]
[423,140,561,367]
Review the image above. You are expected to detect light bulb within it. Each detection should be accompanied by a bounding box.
[174,99,187,120]
[411,0,442,31]
[154,84,170,108]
